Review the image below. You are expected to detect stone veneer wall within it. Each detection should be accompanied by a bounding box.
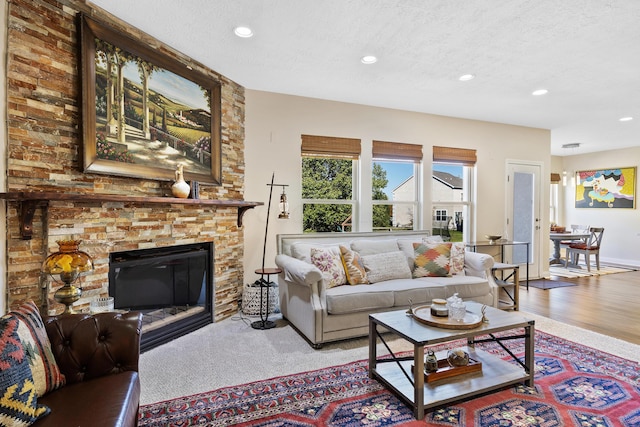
[5,0,247,319]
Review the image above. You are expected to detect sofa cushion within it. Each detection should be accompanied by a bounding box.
[397,238,424,271]
[339,245,369,285]
[350,239,399,256]
[415,275,492,299]
[379,278,449,307]
[413,242,451,278]
[326,284,395,314]
[0,315,50,426]
[10,301,65,396]
[325,274,491,315]
[361,251,412,283]
[310,247,347,288]
[36,372,140,427]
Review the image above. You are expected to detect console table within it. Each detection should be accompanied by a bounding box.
[465,240,529,289]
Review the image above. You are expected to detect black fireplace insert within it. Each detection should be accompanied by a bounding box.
[108,242,213,351]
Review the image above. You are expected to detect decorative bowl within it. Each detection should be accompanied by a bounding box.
[485,234,501,242]
[447,348,470,367]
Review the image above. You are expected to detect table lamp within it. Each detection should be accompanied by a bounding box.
[42,240,94,314]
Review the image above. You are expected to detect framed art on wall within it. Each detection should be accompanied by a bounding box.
[575,167,636,209]
[80,14,222,185]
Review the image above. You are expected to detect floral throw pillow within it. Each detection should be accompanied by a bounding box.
[413,242,452,278]
[310,247,347,288]
[339,245,369,285]
[450,242,466,276]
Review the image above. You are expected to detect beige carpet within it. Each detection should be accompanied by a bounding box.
[138,311,640,405]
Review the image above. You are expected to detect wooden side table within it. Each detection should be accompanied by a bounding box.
[492,262,519,311]
[250,267,282,330]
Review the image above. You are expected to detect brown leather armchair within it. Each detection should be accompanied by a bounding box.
[35,311,143,427]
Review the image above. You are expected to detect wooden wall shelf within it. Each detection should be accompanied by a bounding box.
[0,191,263,240]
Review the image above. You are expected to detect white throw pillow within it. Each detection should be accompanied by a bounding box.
[423,235,445,243]
[397,238,424,271]
[361,251,412,283]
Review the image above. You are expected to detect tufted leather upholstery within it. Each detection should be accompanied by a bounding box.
[44,312,142,384]
[35,311,143,427]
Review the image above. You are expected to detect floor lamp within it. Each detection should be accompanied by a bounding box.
[251,172,288,330]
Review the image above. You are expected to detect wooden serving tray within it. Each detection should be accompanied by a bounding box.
[412,358,482,383]
[410,305,483,329]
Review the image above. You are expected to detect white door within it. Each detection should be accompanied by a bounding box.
[505,161,542,280]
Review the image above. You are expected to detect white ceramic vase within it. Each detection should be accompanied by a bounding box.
[171,164,191,198]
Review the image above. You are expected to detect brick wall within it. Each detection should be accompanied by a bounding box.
[5,0,247,320]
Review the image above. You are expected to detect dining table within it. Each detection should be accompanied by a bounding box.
[549,232,591,266]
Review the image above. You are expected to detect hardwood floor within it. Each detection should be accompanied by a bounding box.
[518,269,640,345]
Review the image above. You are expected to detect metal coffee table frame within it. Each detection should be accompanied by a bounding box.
[368,302,535,420]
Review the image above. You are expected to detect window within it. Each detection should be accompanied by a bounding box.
[432,146,476,242]
[372,140,422,231]
[301,135,359,232]
[435,209,448,221]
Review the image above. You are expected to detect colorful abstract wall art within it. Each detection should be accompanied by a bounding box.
[575,167,636,209]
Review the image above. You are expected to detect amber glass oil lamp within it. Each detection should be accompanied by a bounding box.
[42,240,94,314]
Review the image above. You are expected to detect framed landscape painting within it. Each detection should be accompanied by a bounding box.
[575,167,636,209]
[80,14,221,184]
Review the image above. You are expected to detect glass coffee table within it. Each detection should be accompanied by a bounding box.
[368,302,535,420]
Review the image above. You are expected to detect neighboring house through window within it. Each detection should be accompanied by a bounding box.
[432,146,477,242]
[372,140,422,231]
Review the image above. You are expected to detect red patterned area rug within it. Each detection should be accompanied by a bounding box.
[139,331,640,426]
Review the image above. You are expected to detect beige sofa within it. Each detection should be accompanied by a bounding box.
[275,231,498,348]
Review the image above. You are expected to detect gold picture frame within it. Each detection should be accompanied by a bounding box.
[80,14,221,184]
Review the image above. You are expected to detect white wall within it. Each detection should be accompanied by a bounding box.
[242,90,551,282]
[559,147,640,267]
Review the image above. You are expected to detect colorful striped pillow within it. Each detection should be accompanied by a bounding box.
[339,245,369,285]
[0,315,50,425]
[413,242,452,278]
[10,301,65,396]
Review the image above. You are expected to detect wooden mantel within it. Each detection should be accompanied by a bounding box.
[0,191,263,240]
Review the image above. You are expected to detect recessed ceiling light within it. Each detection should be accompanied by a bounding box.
[562,143,580,149]
[532,89,548,96]
[234,26,254,38]
[361,55,377,64]
[459,74,475,81]
[619,116,633,122]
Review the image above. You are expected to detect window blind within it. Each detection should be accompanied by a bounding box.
[372,140,423,162]
[433,146,477,166]
[301,134,361,159]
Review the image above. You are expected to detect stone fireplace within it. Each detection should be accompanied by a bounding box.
[3,0,256,334]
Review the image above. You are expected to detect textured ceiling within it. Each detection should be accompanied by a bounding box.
[89,0,640,156]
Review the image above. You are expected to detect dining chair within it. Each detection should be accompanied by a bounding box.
[559,224,589,258]
[565,227,604,272]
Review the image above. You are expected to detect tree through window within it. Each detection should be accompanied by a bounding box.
[301,135,359,232]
